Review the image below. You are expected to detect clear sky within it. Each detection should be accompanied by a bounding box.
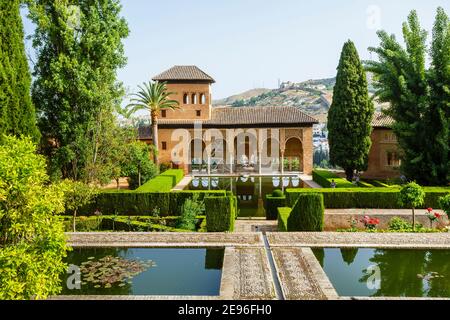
[22,0,450,100]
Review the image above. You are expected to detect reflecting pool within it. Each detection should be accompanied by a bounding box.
[313,248,450,298]
[61,248,224,296]
[186,176,305,217]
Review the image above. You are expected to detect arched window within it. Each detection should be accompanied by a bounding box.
[200,93,206,104]
[192,93,198,104]
[183,93,189,104]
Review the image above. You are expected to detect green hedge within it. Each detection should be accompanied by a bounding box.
[277,207,291,232]
[286,188,450,209]
[265,195,287,220]
[136,169,184,192]
[205,196,236,232]
[287,193,324,231]
[78,190,226,217]
[313,170,356,188]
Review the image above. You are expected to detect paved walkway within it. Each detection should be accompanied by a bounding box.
[171,176,193,191]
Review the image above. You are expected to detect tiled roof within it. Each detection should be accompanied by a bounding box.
[372,112,395,128]
[158,106,318,127]
[152,66,215,83]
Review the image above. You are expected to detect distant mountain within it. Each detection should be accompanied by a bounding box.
[213,88,272,106]
[213,76,384,123]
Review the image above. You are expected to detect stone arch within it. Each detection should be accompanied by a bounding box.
[183,93,190,104]
[284,137,303,172]
[200,93,206,104]
[191,93,198,104]
[189,139,206,168]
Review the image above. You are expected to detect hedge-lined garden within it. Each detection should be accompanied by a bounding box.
[265,189,287,220]
[277,193,325,232]
[313,170,356,188]
[205,194,237,232]
[286,187,450,209]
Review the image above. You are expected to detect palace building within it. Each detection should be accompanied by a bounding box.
[139,66,318,175]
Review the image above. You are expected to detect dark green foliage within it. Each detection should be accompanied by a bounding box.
[328,40,374,181]
[265,195,286,220]
[123,142,158,190]
[205,196,236,232]
[287,193,324,231]
[272,189,284,197]
[205,249,224,270]
[277,207,291,232]
[136,169,184,192]
[0,0,39,141]
[76,190,226,217]
[286,188,450,209]
[366,8,450,185]
[28,0,129,181]
[177,194,205,231]
[439,194,450,215]
[340,248,359,265]
[313,170,356,188]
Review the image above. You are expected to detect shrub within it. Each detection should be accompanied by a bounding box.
[265,195,287,220]
[357,181,374,188]
[287,193,324,231]
[439,194,450,216]
[205,196,236,232]
[177,194,205,231]
[136,169,184,192]
[399,182,425,230]
[272,189,284,197]
[77,190,226,217]
[277,207,291,232]
[286,188,450,209]
[388,217,413,231]
[313,170,356,188]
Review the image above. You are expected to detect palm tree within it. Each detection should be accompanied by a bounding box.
[126,81,179,167]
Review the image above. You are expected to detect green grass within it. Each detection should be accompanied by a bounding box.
[136,169,184,192]
[313,170,356,188]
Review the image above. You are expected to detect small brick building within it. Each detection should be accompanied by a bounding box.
[139,66,318,175]
[363,112,401,179]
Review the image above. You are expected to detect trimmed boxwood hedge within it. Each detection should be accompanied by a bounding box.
[205,196,236,232]
[265,195,287,220]
[313,170,356,188]
[286,187,450,209]
[287,193,324,231]
[78,190,226,217]
[277,207,291,232]
[136,169,185,192]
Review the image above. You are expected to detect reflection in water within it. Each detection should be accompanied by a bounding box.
[187,176,305,217]
[61,248,224,296]
[313,248,450,298]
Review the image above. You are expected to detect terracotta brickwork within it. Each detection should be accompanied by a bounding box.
[162,82,212,120]
[364,128,401,179]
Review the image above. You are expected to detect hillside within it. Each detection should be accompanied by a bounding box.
[213,76,385,123]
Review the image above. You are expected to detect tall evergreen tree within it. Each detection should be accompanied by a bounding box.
[366,8,450,185]
[0,0,39,141]
[27,0,129,182]
[328,40,374,181]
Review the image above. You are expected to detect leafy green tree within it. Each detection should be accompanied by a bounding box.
[126,81,179,167]
[0,136,68,299]
[27,0,129,182]
[61,180,98,232]
[0,0,39,141]
[366,8,450,185]
[399,182,425,230]
[328,40,374,181]
[177,194,204,231]
[122,141,158,190]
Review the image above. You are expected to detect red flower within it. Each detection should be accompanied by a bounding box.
[434,213,441,219]
[427,208,433,212]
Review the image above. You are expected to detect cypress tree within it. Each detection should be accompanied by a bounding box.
[0,0,39,141]
[328,40,374,181]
